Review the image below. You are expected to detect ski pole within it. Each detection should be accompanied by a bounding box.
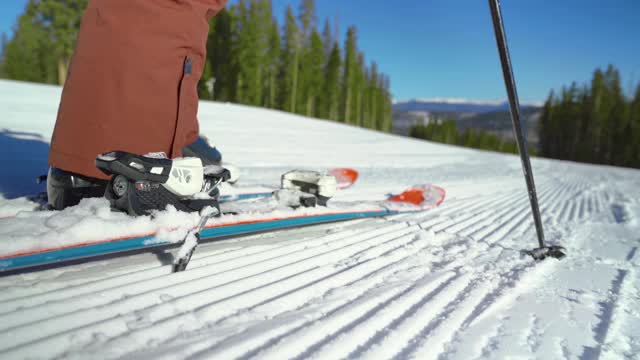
[488,0,565,260]
[172,205,220,272]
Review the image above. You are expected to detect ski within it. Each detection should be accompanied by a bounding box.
[0,184,445,275]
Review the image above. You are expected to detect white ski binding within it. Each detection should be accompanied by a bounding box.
[96,151,230,216]
[277,170,337,207]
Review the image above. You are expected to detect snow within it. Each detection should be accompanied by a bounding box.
[1,79,640,359]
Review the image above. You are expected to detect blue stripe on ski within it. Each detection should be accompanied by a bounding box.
[219,192,272,202]
[0,210,395,273]
[1,234,157,272]
[199,210,390,238]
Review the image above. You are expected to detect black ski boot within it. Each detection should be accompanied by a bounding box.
[184,136,239,184]
[182,136,222,166]
[46,167,109,210]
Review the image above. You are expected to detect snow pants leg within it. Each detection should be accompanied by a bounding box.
[48,0,227,180]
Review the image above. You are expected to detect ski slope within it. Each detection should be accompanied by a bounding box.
[1,79,639,359]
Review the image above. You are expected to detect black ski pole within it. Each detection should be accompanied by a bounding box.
[172,205,220,272]
[488,0,565,260]
[172,169,229,273]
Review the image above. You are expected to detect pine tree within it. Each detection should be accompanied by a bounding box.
[234,0,271,106]
[2,1,54,83]
[0,33,8,78]
[627,84,640,167]
[561,83,580,160]
[340,27,358,124]
[368,62,380,129]
[198,57,214,99]
[361,66,371,128]
[575,85,591,162]
[352,52,365,126]
[265,19,281,109]
[249,0,273,106]
[34,0,88,85]
[209,8,234,102]
[279,6,301,113]
[443,120,458,144]
[322,41,341,120]
[198,18,217,100]
[321,19,333,57]
[298,0,317,39]
[590,68,610,163]
[302,29,325,117]
[604,65,627,165]
[380,75,393,132]
[294,0,320,115]
[539,91,554,157]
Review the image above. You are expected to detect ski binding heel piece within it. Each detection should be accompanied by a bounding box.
[274,189,318,208]
[281,170,337,206]
[96,151,225,216]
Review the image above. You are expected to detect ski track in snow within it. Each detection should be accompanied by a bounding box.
[1,80,640,359]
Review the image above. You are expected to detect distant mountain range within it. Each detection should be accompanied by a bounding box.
[392,98,543,145]
[393,98,543,114]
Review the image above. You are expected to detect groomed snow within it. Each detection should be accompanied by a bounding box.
[1,79,639,359]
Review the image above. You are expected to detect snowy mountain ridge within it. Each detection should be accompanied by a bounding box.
[393,97,543,114]
[396,97,544,107]
[1,80,640,359]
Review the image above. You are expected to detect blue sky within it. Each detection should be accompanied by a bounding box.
[2,0,639,103]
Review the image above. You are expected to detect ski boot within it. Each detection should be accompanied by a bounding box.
[184,136,240,184]
[182,136,222,166]
[46,167,109,210]
[95,151,229,216]
[275,170,337,208]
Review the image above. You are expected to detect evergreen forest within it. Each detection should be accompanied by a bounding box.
[539,65,640,169]
[411,65,639,170]
[0,0,393,132]
[409,120,536,156]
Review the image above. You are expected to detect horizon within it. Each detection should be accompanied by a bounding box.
[391,97,544,107]
[2,0,639,103]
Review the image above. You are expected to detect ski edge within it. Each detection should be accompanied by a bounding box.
[0,209,391,275]
[0,184,445,275]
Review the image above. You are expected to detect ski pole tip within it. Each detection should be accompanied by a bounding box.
[522,245,566,261]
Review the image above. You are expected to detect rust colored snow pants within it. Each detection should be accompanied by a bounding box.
[49,0,227,179]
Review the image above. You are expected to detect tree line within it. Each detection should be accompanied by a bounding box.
[539,65,640,169]
[200,0,392,131]
[409,120,535,155]
[0,0,86,86]
[0,0,393,133]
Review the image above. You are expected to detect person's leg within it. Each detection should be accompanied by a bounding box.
[46,0,228,210]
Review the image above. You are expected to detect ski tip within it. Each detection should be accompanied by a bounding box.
[329,168,359,189]
[388,184,446,208]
